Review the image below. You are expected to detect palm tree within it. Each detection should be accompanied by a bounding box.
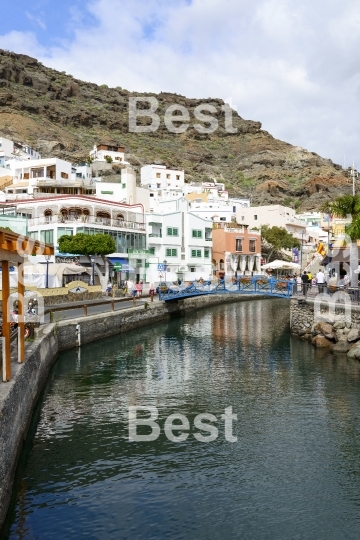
[322,195,360,287]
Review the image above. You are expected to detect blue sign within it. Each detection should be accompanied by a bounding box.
[157,263,165,271]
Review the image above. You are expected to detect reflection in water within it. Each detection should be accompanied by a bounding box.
[3,299,360,540]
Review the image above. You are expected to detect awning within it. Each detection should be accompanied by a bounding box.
[108,257,135,272]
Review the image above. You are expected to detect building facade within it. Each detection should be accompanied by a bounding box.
[146,197,212,283]
[212,222,261,278]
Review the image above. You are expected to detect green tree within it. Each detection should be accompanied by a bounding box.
[322,195,360,286]
[59,233,115,290]
[260,225,300,263]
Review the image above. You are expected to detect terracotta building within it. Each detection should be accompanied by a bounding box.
[212,222,261,278]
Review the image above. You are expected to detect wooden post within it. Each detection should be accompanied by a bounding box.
[111,301,115,312]
[2,260,11,381]
[18,263,25,363]
[132,297,136,307]
[83,305,88,316]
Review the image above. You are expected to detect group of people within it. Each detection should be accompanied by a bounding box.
[297,268,350,295]
[106,279,150,298]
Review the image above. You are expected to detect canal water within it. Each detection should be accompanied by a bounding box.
[3,299,360,539]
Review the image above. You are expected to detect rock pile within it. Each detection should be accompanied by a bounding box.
[290,299,360,359]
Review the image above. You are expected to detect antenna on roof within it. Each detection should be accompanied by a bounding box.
[350,161,358,196]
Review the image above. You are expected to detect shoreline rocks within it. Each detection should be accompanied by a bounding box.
[290,298,360,358]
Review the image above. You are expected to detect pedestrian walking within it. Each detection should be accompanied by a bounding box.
[139,280,143,296]
[296,274,302,293]
[136,281,142,297]
[106,281,112,297]
[301,271,309,295]
[127,279,134,297]
[316,268,325,294]
[149,282,155,302]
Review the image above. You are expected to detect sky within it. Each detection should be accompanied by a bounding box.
[1,0,360,167]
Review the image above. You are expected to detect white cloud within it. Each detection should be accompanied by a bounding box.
[1,0,360,168]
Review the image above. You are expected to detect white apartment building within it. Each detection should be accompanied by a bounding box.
[0,137,41,168]
[89,143,127,163]
[0,137,14,167]
[141,164,185,189]
[141,164,185,211]
[236,204,308,242]
[1,158,94,200]
[95,166,150,210]
[3,195,147,282]
[146,197,212,283]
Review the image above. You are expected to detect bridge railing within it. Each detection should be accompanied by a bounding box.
[159,277,294,301]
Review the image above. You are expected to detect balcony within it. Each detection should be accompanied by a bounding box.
[27,215,145,230]
[148,233,162,238]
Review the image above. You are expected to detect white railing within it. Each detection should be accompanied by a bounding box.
[28,216,145,230]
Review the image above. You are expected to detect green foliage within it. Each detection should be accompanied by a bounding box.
[323,194,360,242]
[322,194,360,219]
[261,224,301,249]
[58,233,115,256]
[283,197,302,210]
[105,156,113,163]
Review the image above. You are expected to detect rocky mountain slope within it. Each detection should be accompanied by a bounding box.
[0,49,351,210]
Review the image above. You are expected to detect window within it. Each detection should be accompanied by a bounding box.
[166,174,170,179]
[192,229,202,238]
[57,227,74,238]
[241,216,244,221]
[233,206,236,212]
[156,172,161,178]
[61,172,69,179]
[149,247,155,255]
[254,215,258,220]
[150,193,154,197]
[167,227,178,236]
[122,183,126,188]
[249,239,256,252]
[220,217,226,221]
[157,183,161,189]
[40,230,54,244]
[166,248,177,257]
[176,175,180,180]
[191,249,202,258]
[204,249,210,258]
[236,239,243,252]
[44,210,53,222]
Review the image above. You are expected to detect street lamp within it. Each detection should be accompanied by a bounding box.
[45,255,51,288]
[163,259,167,283]
[90,255,96,285]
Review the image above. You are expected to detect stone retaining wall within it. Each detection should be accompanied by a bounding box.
[290,297,360,358]
[0,293,271,528]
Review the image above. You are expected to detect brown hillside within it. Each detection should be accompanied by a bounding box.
[0,50,352,210]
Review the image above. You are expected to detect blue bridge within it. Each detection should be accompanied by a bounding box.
[158,276,294,302]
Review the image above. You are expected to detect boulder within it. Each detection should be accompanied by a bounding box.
[331,341,351,353]
[333,321,345,329]
[312,335,333,348]
[347,346,360,359]
[335,330,345,341]
[314,322,335,340]
[347,329,360,343]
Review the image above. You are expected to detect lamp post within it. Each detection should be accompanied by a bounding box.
[163,259,167,284]
[45,255,51,288]
[90,254,95,285]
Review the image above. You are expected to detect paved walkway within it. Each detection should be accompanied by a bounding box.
[43,295,158,322]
